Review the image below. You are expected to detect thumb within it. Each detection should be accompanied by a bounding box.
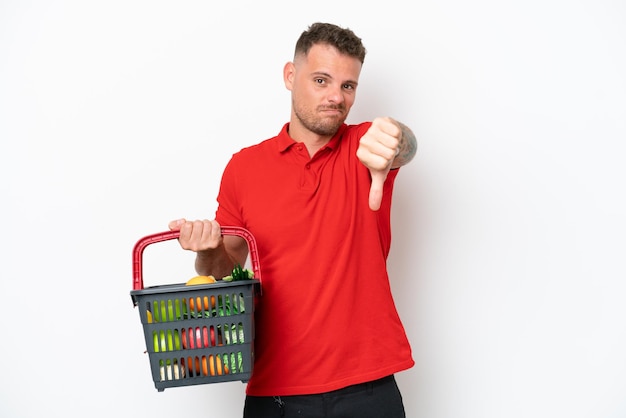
[368,170,388,211]
[168,218,186,231]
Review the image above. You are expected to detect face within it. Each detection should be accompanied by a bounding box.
[284,43,362,137]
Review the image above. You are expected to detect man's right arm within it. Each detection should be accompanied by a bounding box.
[169,219,249,279]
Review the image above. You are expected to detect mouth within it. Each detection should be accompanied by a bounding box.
[319,106,344,117]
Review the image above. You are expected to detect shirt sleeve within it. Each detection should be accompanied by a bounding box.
[215,154,244,228]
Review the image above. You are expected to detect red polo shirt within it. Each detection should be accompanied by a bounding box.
[215,122,414,396]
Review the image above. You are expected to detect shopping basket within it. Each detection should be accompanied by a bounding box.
[130,226,261,391]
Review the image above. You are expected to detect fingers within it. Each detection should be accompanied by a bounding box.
[371,117,401,153]
[168,218,187,231]
[194,220,221,246]
[170,219,222,252]
[358,117,401,170]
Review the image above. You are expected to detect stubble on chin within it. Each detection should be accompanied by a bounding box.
[294,105,346,137]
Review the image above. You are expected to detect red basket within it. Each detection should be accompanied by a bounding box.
[130,226,261,391]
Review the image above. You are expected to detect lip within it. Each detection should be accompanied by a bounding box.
[320,108,344,117]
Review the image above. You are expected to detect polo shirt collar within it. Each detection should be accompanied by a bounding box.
[276,123,347,153]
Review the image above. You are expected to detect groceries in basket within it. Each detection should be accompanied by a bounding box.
[130,227,261,391]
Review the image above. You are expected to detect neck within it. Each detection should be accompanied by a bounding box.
[287,123,332,158]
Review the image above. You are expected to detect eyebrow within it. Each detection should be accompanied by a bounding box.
[311,71,359,86]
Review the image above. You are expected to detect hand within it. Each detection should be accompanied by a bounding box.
[356,117,402,211]
[168,218,223,252]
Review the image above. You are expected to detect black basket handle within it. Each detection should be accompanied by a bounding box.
[132,226,261,291]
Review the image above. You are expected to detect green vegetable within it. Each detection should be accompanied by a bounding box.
[223,323,245,344]
[224,352,244,373]
[231,264,254,281]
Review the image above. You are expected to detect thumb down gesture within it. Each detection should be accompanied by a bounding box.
[356,117,417,211]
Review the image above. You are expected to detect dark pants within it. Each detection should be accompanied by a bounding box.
[243,375,406,418]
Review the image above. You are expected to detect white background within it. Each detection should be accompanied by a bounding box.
[1,1,625,417]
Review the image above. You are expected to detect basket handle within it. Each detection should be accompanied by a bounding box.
[132,226,261,291]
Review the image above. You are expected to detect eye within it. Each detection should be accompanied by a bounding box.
[314,78,326,85]
[343,83,356,91]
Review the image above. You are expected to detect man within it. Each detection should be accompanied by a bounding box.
[170,22,417,418]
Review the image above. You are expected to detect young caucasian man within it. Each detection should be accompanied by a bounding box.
[170,22,418,418]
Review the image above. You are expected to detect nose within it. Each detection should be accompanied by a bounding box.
[326,87,344,104]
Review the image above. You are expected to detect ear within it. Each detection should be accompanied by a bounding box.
[283,61,295,90]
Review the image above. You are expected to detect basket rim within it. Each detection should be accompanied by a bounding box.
[130,278,261,297]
